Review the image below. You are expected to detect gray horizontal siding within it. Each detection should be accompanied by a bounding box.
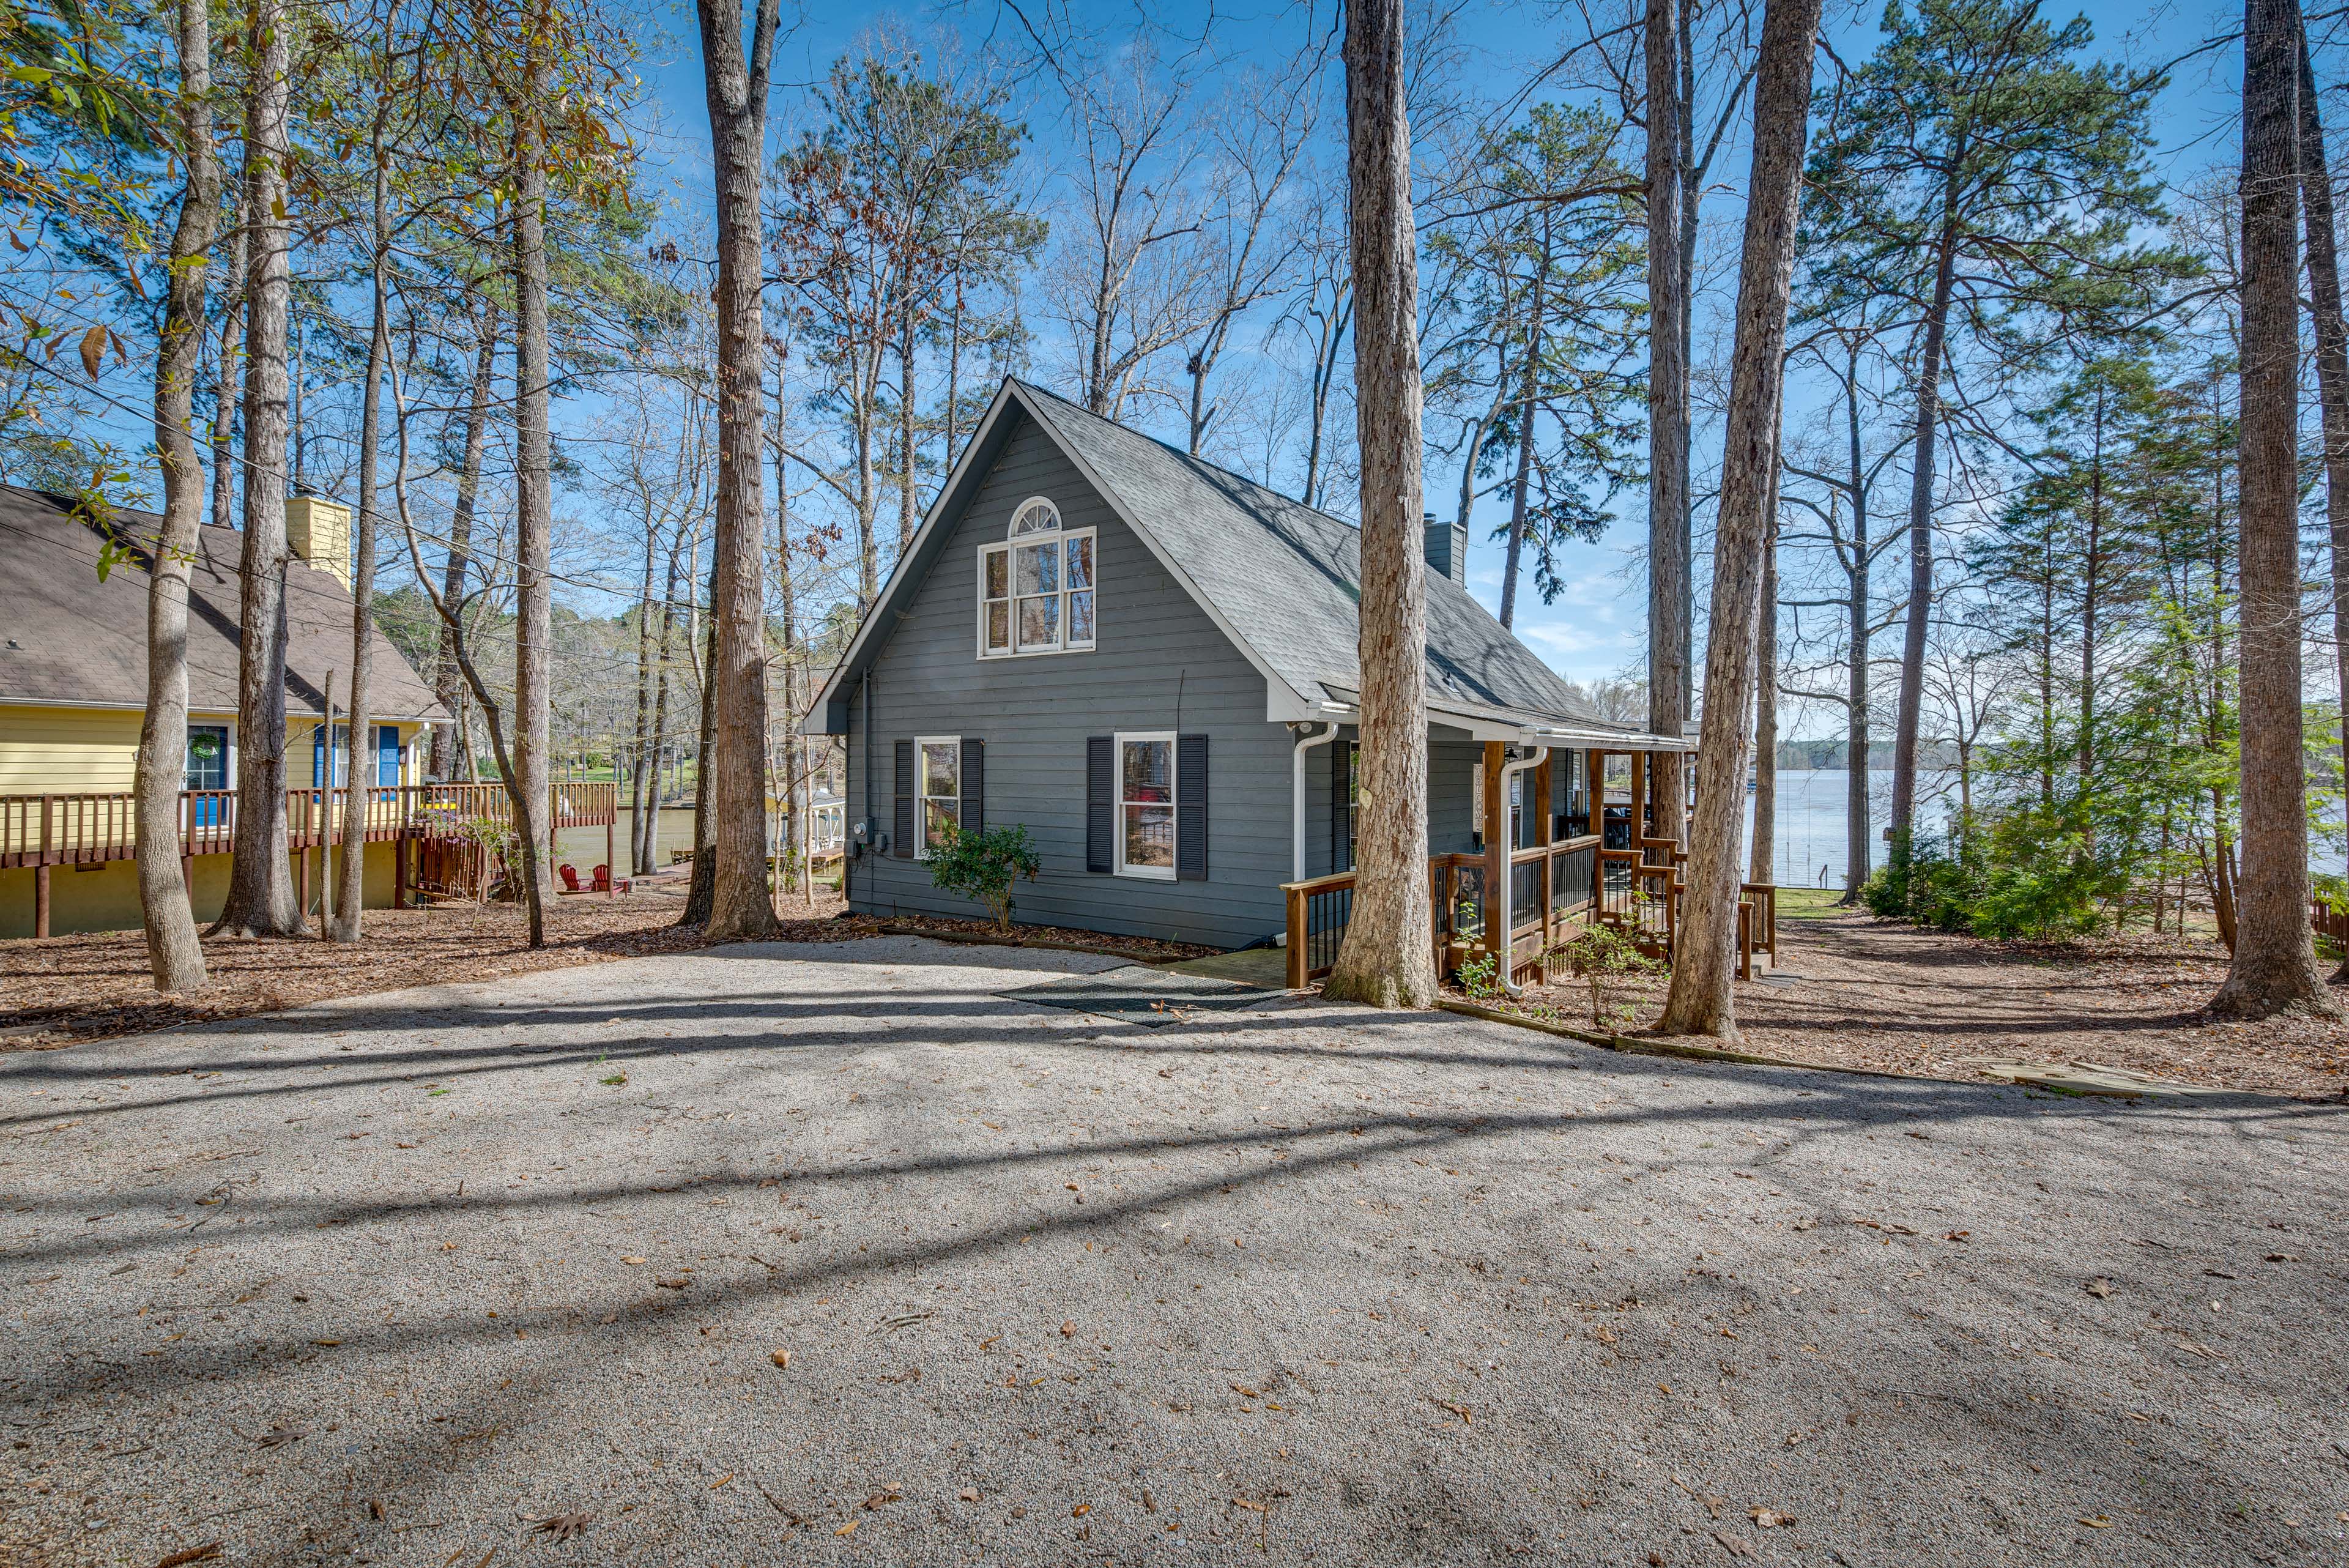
[845,411,1291,949]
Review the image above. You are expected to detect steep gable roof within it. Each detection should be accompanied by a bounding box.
[0,486,449,722]
[819,378,1644,738]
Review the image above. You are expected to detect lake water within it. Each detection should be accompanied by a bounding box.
[1745,769,1954,891]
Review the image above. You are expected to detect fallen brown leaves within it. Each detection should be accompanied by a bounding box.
[2,882,792,1052]
[1497,912,2349,1098]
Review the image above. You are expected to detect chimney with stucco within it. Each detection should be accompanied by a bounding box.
[284,494,353,589]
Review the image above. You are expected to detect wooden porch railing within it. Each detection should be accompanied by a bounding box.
[4,782,620,937]
[1280,835,1608,990]
[1282,836,1779,991]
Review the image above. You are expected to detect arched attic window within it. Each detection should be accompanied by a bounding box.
[979,497,1096,656]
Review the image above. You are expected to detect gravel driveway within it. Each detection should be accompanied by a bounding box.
[2,935,2343,1567]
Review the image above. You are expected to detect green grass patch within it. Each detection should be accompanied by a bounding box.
[1771,886,1849,920]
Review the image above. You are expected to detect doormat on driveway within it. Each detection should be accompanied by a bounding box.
[998,964,1286,1027]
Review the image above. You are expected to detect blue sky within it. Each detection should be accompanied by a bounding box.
[600,0,2237,705]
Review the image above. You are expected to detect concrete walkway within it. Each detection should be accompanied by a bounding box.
[1,935,2342,1566]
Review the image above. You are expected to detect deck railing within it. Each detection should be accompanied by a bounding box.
[1283,834,1779,991]
[4,782,621,936]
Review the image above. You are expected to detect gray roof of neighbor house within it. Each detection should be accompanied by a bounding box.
[0,485,450,723]
[820,378,1650,739]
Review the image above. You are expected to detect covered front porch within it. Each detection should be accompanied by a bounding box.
[1279,713,1776,991]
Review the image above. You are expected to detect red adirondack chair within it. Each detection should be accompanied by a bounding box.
[557,863,582,894]
[592,864,629,894]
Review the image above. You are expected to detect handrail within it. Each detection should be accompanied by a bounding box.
[0,781,620,868]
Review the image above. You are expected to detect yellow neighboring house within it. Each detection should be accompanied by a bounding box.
[0,485,450,938]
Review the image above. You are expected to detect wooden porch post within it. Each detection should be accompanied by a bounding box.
[1630,750,1647,849]
[1482,740,1505,966]
[606,785,617,899]
[34,793,52,937]
[1532,753,1554,960]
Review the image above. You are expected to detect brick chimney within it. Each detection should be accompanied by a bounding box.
[1422,511,1467,585]
[285,495,353,589]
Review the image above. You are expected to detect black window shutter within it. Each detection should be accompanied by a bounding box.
[1329,737,1351,873]
[961,738,984,836]
[1177,733,1208,882]
[892,739,915,858]
[1085,737,1113,872]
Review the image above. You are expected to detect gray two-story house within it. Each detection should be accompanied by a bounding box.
[817,377,1680,953]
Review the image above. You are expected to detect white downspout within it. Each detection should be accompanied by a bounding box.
[1494,746,1549,997]
[1291,721,1340,886]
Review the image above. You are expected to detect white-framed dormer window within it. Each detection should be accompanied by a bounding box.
[916,737,961,858]
[1115,731,1175,880]
[978,496,1095,658]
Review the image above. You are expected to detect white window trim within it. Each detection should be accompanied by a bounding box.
[976,521,1097,661]
[914,735,960,861]
[1009,494,1061,536]
[1113,730,1178,882]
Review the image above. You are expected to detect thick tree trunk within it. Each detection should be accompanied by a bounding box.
[1751,483,1778,889]
[2213,0,2337,1017]
[1323,0,1436,1009]
[136,0,219,990]
[511,40,554,948]
[432,307,497,781]
[1645,0,1689,852]
[1657,0,1821,1040]
[212,0,302,939]
[694,0,783,943]
[2297,26,2349,980]
[330,122,392,942]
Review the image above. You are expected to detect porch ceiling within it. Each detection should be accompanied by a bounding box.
[1312,686,1691,752]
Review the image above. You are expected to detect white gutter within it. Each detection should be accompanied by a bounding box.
[1291,721,1340,883]
[1493,746,1549,998]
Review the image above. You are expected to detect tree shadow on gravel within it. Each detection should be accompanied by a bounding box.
[8,990,2340,1567]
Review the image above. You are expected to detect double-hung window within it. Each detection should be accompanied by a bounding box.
[1116,732,1175,879]
[979,497,1095,657]
[916,737,960,857]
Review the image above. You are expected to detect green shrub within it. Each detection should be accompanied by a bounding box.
[1455,952,1501,1000]
[1547,924,1663,1030]
[1863,811,2112,942]
[924,822,1041,931]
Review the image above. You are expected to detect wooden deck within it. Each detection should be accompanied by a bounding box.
[2,782,619,937]
[1277,741,1776,990]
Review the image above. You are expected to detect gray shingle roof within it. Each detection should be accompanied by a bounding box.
[1012,382,1627,732]
[0,485,449,721]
